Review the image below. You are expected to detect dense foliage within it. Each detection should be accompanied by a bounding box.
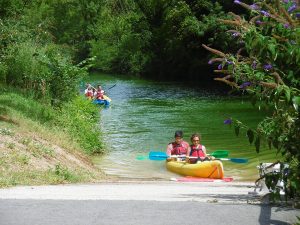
[1,0,246,82]
[204,0,300,199]
[0,1,103,153]
[89,0,237,80]
[0,18,93,106]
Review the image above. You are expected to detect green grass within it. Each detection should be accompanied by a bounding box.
[0,86,105,187]
[0,86,105,154]
[0,168,93,187]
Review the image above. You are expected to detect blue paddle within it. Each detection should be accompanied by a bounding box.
[216,158,249,163]
[148,151,169,160]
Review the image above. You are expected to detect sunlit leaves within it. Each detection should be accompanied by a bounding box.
[292,96,300,111]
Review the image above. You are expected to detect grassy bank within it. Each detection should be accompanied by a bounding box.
[0,87,107,187]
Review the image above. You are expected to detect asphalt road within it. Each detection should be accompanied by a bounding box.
[0,181,299,225]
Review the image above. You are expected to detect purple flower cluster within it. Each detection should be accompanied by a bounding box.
[224,119,232,125]
[263,64,273,71]
[251,61,257,69]
[207,59,233,68]
[239,82,252,89]
[232,32,241,37]
[234,0,241,4]
[288,4,297,13]
[260,10,270,17]
[250,4,259,10]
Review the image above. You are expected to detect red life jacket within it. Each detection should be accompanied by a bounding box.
[189,144,205,163]
[85,89,93,97]
[96,90,104,99]
[190,144,205,157]
[170,142,188,155]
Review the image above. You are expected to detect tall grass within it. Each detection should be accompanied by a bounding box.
[0,91,55,123]
[0,88,104,155]
[56,96,104,154]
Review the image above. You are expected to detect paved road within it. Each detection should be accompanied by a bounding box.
[0,181,299,225]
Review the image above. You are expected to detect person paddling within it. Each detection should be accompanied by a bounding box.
[166,130,189,162]
[84,83,94,100]
[186,133,214,163]
[94,85,105,100]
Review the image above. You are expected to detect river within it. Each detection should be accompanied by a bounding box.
[89,73,279,181]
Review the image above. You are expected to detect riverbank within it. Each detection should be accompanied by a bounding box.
[0,105,106,188]
[0,85,109,187]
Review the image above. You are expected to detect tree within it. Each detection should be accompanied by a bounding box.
[203,0,300,198]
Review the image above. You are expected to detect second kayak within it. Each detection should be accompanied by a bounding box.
[93,95,111,106]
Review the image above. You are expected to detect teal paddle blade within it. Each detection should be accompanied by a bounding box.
[136,155,148,160]
[217,158,249,163]
[149,151,168,160]
[229,158,248,163]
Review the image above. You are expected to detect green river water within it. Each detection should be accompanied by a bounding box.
[90,74,280,181]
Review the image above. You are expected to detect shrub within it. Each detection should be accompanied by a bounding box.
[55,96,104,154]
[204,0,300,198]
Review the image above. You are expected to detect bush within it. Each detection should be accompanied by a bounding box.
[0,18,91,106]
[55,96,104,155]
[204,0,300,198]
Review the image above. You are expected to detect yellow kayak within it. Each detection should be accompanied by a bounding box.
[166,160,224,179]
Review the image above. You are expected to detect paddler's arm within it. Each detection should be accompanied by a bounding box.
[166,144,173,162]
[204,146,215,160]
[185,146,191,163]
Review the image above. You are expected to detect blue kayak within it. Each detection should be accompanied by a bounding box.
[93,99,110,106]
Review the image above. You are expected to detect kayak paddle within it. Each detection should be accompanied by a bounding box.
[146,150,229,161]
[209,150,229,158]
[136,155,148,160]
[215,157,248,163]
[146,151,248,163]
[107,84,116,90]
[148,151,168,160]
